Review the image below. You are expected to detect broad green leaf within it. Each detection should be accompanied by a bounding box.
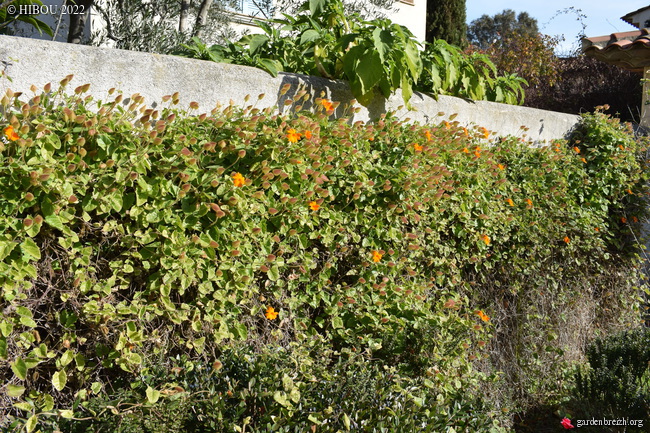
[356,50,383,95]
[60,350,74,367]
[146,386,160,404]
[0,321,13,337]
[25,414,38,433]
[6,384,25,397]
[257,58,282,77]
[246,34,269,54]
[300,29,320,45]
[52,369,67,391]
[45,214,65,231]
[273,390,290,407]
[309,0,327,16]
[371,28,393,63]
[0,239,17,261]
[59,409,74,419]
[13,402,33,412]
[12,358,27,380]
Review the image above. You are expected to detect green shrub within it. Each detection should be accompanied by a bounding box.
[0,77,646,431]
[574,327,650,422]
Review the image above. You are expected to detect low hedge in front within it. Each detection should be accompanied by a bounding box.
[0,79,647,432]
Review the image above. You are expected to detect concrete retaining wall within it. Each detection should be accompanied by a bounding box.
[0,34,579,142]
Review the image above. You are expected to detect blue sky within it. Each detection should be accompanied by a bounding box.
[467,1,649,54]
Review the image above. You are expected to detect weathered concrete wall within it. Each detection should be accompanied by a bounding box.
[0,34,579,142]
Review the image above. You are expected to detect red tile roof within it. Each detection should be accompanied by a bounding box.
[582,29,650,72]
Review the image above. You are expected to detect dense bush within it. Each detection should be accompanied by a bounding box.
[525,56,642,124]
[575,327,650,420]
[0,75,647,432]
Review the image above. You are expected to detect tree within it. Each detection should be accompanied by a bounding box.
[425,0,466,47]
[90,0,236,53]
[467,9,538,49]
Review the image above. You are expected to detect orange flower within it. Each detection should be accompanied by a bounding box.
[3,125,19,141]
[581,158,587,163]
[265,306,278,320]
[627,189,633,195]
[474,150,481,158]
[480,127,489,139]
[462,147,469,153]
[476,310,490,322]
[462,127,469,137]
[618,145,625,151]
[308,201,320,211]
[595,227,600,232]
[321,99,334,111]
[498,164,505,170]
[232,172,246,187]
[632,216,639,223]
[443,121,451,130]
[526,198,533,207]
[424,130,432,141]
[621,217,628,224]
[413,143,423,152]
[481,234,490,246]
[286,128,302,143]
[304,130,313,139]
[573,146,580,153]
[371,250,383,263]
[506,198,514,207]
[563,236,570,244]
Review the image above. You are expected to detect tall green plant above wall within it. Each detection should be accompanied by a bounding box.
[176,0,526,107]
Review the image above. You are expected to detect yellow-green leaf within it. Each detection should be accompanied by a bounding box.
[146,386,160,404]
[52,369,67,391]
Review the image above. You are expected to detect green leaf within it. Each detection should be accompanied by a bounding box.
[7,384,25,398]
[371,28,393,63]
[257,58,282,77]
[52,369,67,391]
[59,409,75,419]
[146,386,161,404]
[21,238,41,260]
[45,214,65,231]
[273,390,290,407]
[332,316,343,329]
[60,350,74,367]
[0,321,13,337]
[356,50,383,95]
[300,29,320,45]
[0,238,18,261]
[268,265,280,281]
[343,412,351,430]
[25,414,38,433]
[309,0,327,16]
[12,358,27,380]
